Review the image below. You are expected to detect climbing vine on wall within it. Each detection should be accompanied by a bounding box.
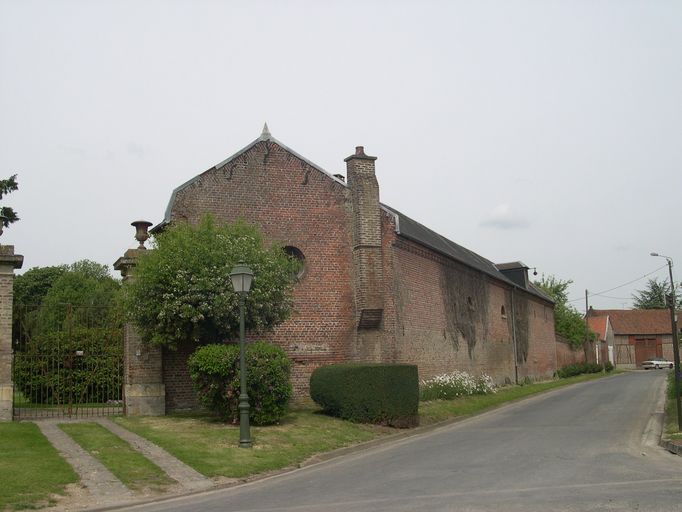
[441,264,490,358]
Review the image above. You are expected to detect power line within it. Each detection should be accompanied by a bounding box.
[566,264,669,303]
[590,293,633,300]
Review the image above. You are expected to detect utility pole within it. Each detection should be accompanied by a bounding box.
[651,253,682,431]
[666,261,681,431]
[585,289,592,363]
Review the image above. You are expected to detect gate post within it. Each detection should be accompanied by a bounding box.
[0,245,23,421]
[114,223,165,416]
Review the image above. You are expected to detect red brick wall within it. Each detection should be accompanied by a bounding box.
[163,340,200,411]
[519,297,557,379]
[387,237,554,384]
[555,337,585,368]
[167,140,356,405]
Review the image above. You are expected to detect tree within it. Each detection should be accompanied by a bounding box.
[124,216,300,349]
[30,260,121,331]
[632,278,681,310]
[14,265,68,306]
[534,275,595,348]
[0,174,19,227]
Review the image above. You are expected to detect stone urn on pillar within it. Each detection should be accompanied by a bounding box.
[132,220,153,249]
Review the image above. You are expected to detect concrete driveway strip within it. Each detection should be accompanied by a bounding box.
[96,418,214,492]
[116,371,682,512]
[35,421,134,506]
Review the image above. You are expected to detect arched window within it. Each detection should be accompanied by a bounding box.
[501,305,507,319]
[283,246,306,280]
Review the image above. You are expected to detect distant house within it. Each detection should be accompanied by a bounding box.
[587,309,680,368]
[586,313,615,365]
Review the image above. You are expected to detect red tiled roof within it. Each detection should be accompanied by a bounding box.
[587,316,608,340]
[588,309,676,335]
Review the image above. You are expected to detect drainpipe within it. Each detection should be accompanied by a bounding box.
[511,287,519,385]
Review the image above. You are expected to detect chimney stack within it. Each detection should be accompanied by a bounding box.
[345,146,383,329]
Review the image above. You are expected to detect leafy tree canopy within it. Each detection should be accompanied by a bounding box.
[632,278,681,310]
[15,260,117,307]
[534,274,595,348]
[0,174,19,227]
[13,260,122,349]
[14,265,68,306]
[124,216,300,348]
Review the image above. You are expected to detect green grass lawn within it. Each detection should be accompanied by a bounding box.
[0,422,78,511]
[663,371,682,440]
[115,410,393,478]
[59,423,174,492]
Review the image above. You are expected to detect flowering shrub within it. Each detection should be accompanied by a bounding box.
[420,370,496,401]
[124,216,300,349]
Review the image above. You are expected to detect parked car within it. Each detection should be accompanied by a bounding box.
[642,357,674,370]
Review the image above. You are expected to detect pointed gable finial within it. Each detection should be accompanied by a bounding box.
[260,122,271,140]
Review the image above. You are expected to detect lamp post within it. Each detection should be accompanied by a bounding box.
[651,252,682,431]
[230,262,254,448]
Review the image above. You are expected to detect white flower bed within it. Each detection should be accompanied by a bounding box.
[420,370,496,401]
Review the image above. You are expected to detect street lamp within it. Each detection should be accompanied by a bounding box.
[230,262,254,448]
[651,252,682,431]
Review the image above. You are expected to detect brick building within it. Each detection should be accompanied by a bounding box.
[586,313,615,365]
[152,126,556,408]
[588,308,681,368]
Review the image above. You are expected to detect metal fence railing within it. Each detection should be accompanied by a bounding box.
[12,303,124,420]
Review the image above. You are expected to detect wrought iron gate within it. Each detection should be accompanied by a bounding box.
[12,303,124,420]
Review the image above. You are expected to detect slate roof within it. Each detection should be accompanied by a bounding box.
[588,309,678,336]
[380,205,553,303]
[496,261,529,271]
[155,129,553,304]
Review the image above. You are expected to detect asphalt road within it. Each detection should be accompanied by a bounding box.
[120,371,682,512]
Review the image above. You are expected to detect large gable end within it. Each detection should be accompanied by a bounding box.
[153,125,346,232]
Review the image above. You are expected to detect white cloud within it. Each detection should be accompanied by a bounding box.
[480,203,530,230]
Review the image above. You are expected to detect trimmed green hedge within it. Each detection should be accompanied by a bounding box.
[557,361,613,379]
[188,341,292,425]
[309,363,419,428]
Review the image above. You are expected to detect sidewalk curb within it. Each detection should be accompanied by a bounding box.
[656,373,682,456]
[660,439,682,455]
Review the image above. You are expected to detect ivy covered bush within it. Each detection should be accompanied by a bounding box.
[188,341,292,425]
[420,370,496,401]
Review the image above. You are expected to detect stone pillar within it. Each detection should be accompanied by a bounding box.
[114,247,165,416]
[0,245,23,421]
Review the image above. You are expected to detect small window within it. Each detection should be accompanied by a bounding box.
[501,305,507,319]
[283,246,306,280]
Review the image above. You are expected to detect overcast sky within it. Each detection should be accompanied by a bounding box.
[1,0,680,311]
